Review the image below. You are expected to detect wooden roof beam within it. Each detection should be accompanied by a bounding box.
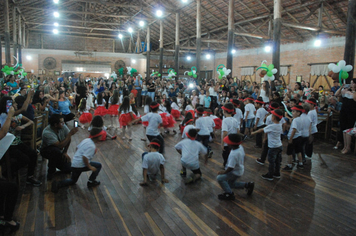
[282,22,345,35]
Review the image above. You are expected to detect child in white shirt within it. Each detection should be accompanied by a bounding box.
[195,107,214,158]
[175,129,208,184]
[305,98,318,158]
[243,97,256,138]
[254,98,268,148]
[221,103,239,167]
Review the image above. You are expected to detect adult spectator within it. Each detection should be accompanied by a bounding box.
[327,96,342,113]
[147,78,156,101]
[58,91,75,122]
[134,76,143,107]
[74,75,88,110]
[32,90,50,111]
[208,81,219,111]
[70,76,79,90]
[40,114,78,180]
[15,96,35,121]
[0,106,20,231]
[6,75,19,95]
[259,81,270,103]
[229,78,238,90]
[244,80,253,93]
[331,81,340,94]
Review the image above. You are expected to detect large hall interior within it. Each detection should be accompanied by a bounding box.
[0,0,356,235]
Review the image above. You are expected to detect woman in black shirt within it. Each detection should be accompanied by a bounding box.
[147,78,156,101]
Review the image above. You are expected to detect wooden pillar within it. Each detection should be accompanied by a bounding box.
[196,0,202,79]
[0,36,2,77]
[175,12,180,78]
[318,2,323,29]
[159,20,163,78]
[344,0,356,81]
[18,14,22,65]
[12,7,17,63]
[272,0,281,83]
[4,0,11,64]
[22,23,26,48]
[226,0,234,73]
[146,26,150,80]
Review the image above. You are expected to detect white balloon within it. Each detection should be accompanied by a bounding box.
[338,60,346,68]
[328,63,336,70]
[271,68,278,74]
[343,65,353,72]
[332,67,341,73]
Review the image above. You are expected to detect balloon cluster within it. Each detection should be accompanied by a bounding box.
[185,67,197,78]
[126,67,138,77]
[110,71,117,81]
[151,71,161,77]
[118,67,128,76]
[167,68,177,78]
[257,60,277,81]
[216,64,231,80]
[328,60,353,85]
[1,65,28,78]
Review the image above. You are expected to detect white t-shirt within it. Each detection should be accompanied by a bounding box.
[244,103,256,119]
[95,99,106,106]
[260,88,269,103]
[196,116,214,136]
[142,152,165,175]
[141,112,162,136]
[264,124,283,148]
[300,113,312,137]
[171,102,179,110]
[71,138,96,168]
[255,107,268,127]
[205,116,215,132]
[222,117,239,146]
[120,106,132,114]
[288,116,302,140]
[226,146,245,176]
[209,87,218,97]
[233,108,243,128]
[119,95,123,104]
[265,114,285,134]
[108,96,120,105]
[308,109,318,134]
[144,105,150,114]
[185,105,194,111]
[182,124,195,139]
[159,104,167,113]
[175,139,207,170]
[199,95,205,105]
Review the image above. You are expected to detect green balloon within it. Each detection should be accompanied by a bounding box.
[193,74,197,78]
[267,71,273,77]
[158,74,161,77]
[268,64,274,70]
[4,66,9,70]
[23,72,27,76]
[261,64,267,68]
[341,71,349,79]
[14,71,19,75]
[188,72,193,76]
[219,75,223,79]
[9,67,14,70]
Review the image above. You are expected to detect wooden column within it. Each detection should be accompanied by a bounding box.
[272,0,281,83]
[175,12,180,78]
[12,7,17,63]
[344,0,356,81]
[136,31,141,53]
[196,0,202,79]
[0,36,2,77]
[22,23,26,48]
[146,26,151,80]
[226,0,234,73]
[18,14,22,65]
[159,20,163,78]
[4,0,11,64]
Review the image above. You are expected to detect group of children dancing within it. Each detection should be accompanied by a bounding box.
[55,85,319,201]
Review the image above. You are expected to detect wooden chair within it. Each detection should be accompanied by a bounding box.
[33,115,46,151]
[329,113,340,144]
[317,112,331,139]
[21,122,36,150]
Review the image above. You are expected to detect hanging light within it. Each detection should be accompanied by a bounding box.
[182,0,188,3]
[314,39,321,47]
[156,9,163,17]
[54,22,59,27]
[231,49,236,54]
[132,59,136,64]
[187,56,191,61]
[128,27,133,33]
[139,21,145,27]
[53,0,59,3]
[264,45,271,52]
[53,29,59,34]
[53,12,59,18]
[118,33,123,39]
[206,54,211,59]
[26,55,32,60]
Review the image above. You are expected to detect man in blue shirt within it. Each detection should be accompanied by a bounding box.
[168,88,176,98]
[134,76,142,106]
[71,76,79,90]
[331,81,340,94]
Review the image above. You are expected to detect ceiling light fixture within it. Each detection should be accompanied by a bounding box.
[53,0,59,4]
[26,55,32,60]
[206,54,211,59]
[314,39,321,47]
[132,59,136,64]
[231,49,236,54]
[54,22,59,27]
[128,27,133,33]
[118,33,123,39]
[53,12,59,18]
[156,9,163,17]
[264,45,271,52]
[53,29,59,34]
[139,21,145,27]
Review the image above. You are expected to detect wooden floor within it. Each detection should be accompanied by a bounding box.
[12,110,356,236]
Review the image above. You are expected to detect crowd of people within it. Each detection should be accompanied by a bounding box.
[0,70,356,232]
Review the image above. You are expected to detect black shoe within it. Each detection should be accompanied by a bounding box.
[26,177,42,187]
[273,173,281,179]
[297,164,304,169]
[208,151,213,158]
[243,135,247,141]
[261,174,273,181]
[51,181,59,193]
[87,180,101,188]
[292,160,298,164]
[256,158,265,165]
[218,192,235,200]
[282,165,293,171]
[5,221,20,232]
[245,182,254,195]
[173,130,177,134]
[180,170,186,177]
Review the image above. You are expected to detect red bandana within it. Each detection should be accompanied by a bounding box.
[185,132,196,140]
[149,142,161,147]
[271,110,283,120]
[223,136,242,146]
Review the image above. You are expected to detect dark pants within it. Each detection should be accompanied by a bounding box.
[58,162,102,187]
[40,146,72,175]
[135,89,142,107]
[267,147,282,176]
[131,104,138,116]
[255,125,265,147]
[301,137,309,160]
[210,96,218,111]
[222,146,231,167]
[305,134,314,157]
[0,180,18,221]
[8,143,37,177]
[63,113,75,122]
[260,139,269,162]
[147,134,165,154]
[196,135,211,153]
